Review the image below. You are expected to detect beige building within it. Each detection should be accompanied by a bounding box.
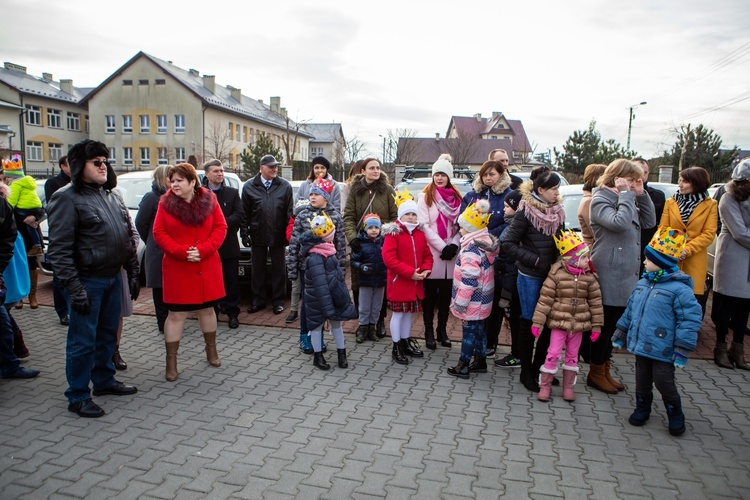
[303,123,346,167]
[0,62,90,171]
[82,52,313,172]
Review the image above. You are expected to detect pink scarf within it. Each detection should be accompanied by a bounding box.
[434,186,461,240]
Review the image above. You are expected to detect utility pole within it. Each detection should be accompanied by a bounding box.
[627,101,647,151]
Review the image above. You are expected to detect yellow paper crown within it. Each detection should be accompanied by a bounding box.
[553,230,586,256]
[309,212,335,239]
[647,226,686,259]
[393,187,414,208]
[2,154,23,172]
[459,199,491,230]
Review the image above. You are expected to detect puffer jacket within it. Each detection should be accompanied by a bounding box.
[450,229,499,321]
[417,190,461,280]
[135,182,167,288]
[343,172,397,243]
[286,204,346,280]
[241,174,293,247]
[351,230,386,288]
[382,221,434,302]
[295,174,342,212]
[8,175,42,210]
[501,182,565,279]
[495,212,519,293]
[302,234,357,331]
[460,172,512,238]
[613,270,701,363]
[531,260,604,333]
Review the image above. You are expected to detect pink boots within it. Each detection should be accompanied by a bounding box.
[538,366,578,402]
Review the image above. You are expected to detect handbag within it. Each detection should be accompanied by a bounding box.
[4,233,31,304]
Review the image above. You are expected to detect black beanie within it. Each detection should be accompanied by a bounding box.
[311,156,331,170]
[504,189,523,211]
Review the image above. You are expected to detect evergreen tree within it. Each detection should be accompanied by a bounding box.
[240,132,283,178]
[659,124,738,183]
[554,120,632,175]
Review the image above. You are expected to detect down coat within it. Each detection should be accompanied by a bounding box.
[286,204,346,281]
[531,261,604,333]
[153,187,227,305]
[351,230,386,288]
[382,221,434,302]
[450,229,499,321]
[343,172,397,243]
[302,234,358,330]
[460,171,513,238]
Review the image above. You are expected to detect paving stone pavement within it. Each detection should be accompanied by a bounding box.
[1,306,749,499]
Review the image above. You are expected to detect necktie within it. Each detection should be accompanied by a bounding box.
[264,180,271,190]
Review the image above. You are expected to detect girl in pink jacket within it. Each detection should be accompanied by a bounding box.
[447,200,499,379]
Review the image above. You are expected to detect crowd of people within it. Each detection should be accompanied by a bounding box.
[1,139,749,436]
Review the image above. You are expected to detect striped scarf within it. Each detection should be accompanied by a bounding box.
[673,192,705,224]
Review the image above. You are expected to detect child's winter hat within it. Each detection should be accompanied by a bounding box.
[310,212,335,241]
[644,226,686,270]
[732,158,750,181]
[310,174,334,202]
[363,213,381,229]
[432,153,453,179]
[394,187,418,219]
[504,189,523,211]
[458,199,491,232]
[1,154,24,178]
[554,230,588,258]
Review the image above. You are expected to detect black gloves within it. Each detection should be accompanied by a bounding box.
[350,239,362,252]
[360,264,373,275]
[440,244,459,261]
[70,288,91,316]
[0,274,6,306]
[129,275,140,301]
[242,235,252,247]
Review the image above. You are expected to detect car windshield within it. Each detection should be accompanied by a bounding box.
[116,177,153,209]
[561,192,583,231]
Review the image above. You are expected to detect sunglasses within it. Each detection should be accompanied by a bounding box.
[89,159,111,167]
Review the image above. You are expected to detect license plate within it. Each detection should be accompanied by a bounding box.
[238,267,245,276]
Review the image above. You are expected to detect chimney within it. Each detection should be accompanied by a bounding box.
[189,68,200,76]
[258,99,263,104]
[492,111,501,120]
[474,113,482,121]
[228,85,242,101]
[435,133,440,141]
[60,79,74,95]
[42,72,53,81]
[203,75,215,93]
[280,107,287,119]
[4,62,26,73]
[270,96,280,114]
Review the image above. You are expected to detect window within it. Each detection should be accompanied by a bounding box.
[122,79,133,86]
[155,79,166,85]
[105,115,116,133]
[157,114,167,134]
[138,79,149,85]
[229,122,233,137]
[175,147,185,163]
[47,109,62,128]
[140,114,150,134]
[512,151,520,159]
[25,105,41,126]
[123,147,133,166]
[109,147,117,165]
[85,115,89,133]
[26,141,43,161]
[235,124,240,141]
[49,143,63,162]
[174,115,185,134]
[158,147,168,165]
[123,115,132,134]
[67,112,80,131]
[243,126,248,143]
[140,147,151,166]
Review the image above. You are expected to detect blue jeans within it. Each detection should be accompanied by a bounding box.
[52,275,69,318]
[460,320,487,362]
[517,273,544,321]
[0,306,21,377]
[64,274,122,404]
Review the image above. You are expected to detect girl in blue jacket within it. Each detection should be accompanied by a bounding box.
[612,226,702,437]
[350,214,387,343]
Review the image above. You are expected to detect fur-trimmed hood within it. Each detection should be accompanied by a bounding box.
[518,181,562,208]
[348,171,392,197]
[472,171,512,194]
[382,221,424,236]
[159,186,216,226]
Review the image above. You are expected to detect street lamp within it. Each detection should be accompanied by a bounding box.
[378,134,386,164]
[626,101,647,151]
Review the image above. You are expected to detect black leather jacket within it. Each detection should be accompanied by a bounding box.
[241,174,293,247]
[0,198,17,273]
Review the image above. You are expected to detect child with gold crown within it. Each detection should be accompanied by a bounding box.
[612,226,702,436]
[530,230,603,401]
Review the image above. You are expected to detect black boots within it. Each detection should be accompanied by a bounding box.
[728,342,750,370]
[355,325,368,344]
[313,352,330,370]
[376,319,386,339]
[436,326,452,348]
[469,357,488,373]
[366,324,379,342]
[112,346,127,370]
[424,325,436,350]
[392,341,409,365]
[664,398,685,436]
[402,338,424,357]
[629,392,653,426]
[517,318,538,392]
[337,349,348,368]
[447,360,470,379]
[714,341,734,369]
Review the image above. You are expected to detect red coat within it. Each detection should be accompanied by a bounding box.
[153,187,228,304]
[382,221,434,302]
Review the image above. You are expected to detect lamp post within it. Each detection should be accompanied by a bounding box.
[379,134,386,164]
[626,101,647,151]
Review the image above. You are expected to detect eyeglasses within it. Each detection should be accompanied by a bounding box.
[89,160,111,167]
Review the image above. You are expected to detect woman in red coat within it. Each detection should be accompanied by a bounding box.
[153,163,227,381]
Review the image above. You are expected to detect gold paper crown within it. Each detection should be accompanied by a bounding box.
[647,225,686,259]
[553,230,586,256]
[460,200,491,230]
[309,213,335,239]
[1,154,23,172]
[393,187,414,208]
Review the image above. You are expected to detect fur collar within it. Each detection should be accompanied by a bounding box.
[518,181,565,236]
[382,221,423,236]
[159,186,216,227]
[472,171,511,194]
[349,171,392,197]
[519,181,562,209]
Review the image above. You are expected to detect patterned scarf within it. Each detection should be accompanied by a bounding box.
[673,192,705,224]
[642,265,678,282]
[433,186,460,240]
[518,198,566,236]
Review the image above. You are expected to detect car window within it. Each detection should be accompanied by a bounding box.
[561,192,583,231]
[117,177,153,209]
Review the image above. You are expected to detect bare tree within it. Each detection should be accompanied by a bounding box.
[281,112,309,165]
[345,135,366,164]
[435,131,480,166]
[199,120,232,165]
[332,134,346,169]
[389,128,419,165]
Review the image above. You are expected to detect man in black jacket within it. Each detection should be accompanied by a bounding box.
[241,155,293,315]
[202,160,244,328]
[47,139,139,418]
[44,155,71,325]
[634,158,665,258]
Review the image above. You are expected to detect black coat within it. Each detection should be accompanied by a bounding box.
[44,171,71,202]
[640,183,666,255]
[202,179,244,260]
[0,198,17,273]
[351,230,386,288]
[241,174,293,247]
[135,183,166,288]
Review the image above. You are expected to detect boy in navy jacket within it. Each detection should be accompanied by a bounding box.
[350,214,386,343]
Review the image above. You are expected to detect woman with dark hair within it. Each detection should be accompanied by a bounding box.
[153,163,227,382]
[711,160,750,369]
[461,159,513,358]
[589,158,655,393]
[501,167,566,391]
[417,154,463,350]
[659,166,717,309]
[295,156,342,211]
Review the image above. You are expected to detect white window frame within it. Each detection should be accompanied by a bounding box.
[26,141,43,161]
[174,115,185,134]
[67,112,80,131]
[49,143,63,162]
[140,147,151,166]
[140,114,150,134]
[123,115,133,134]
[175,147,185,163]
[105,115,116,133]
[25,105,41,126]
[157,115,167,134]
[123,147,133,166]
[109,147,117,165]
[158,147,168,165]
[47,109,62,129]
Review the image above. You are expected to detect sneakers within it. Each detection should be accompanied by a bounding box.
[494,353,521,368]
[299,333,313,354]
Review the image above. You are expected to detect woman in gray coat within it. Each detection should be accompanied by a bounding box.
[711,160,750,370]
[589,159,656,393]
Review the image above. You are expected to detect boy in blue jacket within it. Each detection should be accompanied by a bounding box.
[612,226,702,436]
[350,214,386,343]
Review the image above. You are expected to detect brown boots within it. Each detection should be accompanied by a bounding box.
[605,360,625,391]
[203,331,221,367]
[728,342,750,370]
[28,269,38,309]
[586,363,619,394]
[165,341,180,381]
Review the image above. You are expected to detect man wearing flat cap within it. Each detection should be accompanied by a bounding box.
[241,155,293,315]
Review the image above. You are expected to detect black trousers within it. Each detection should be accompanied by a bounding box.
[486,291,521,354]
[219,257,240,318]
[711,291,750,344]
[591,305,626,365]
[422,279,452,331]
[635,355,679,402]
[251,245,286,308]
[518,318,551,377]
[151,287,169,332]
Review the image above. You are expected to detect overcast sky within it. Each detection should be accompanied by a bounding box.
[3,0,749,161]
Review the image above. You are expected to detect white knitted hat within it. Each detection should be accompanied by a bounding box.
[432,153,453,179]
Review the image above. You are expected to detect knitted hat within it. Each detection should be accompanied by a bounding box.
[554,230,588,258]
[394,188,418,219]
[458,199,491,232]
[310,174,334,202]
[363,213,381,229]
[311,156,331,170]
[732,158,750,181]
[310,213,335,241]
[504,189,523,211]
[2,154,24,178]
[644,226,686,270]
[432,153,453,179]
